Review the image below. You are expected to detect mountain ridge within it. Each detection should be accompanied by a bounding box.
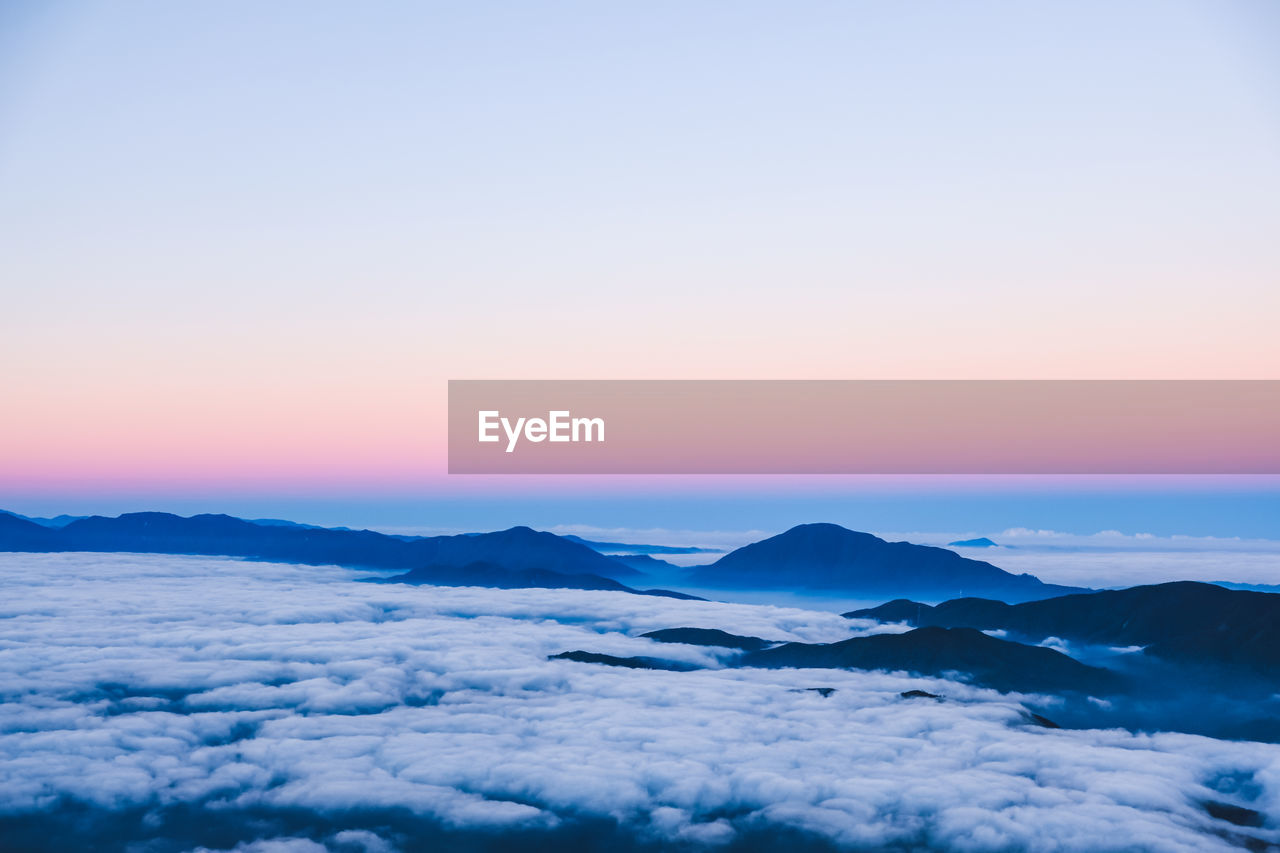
[740,625,1121,694]
[845,581,1280,669]
[0,512,1085,604]
[688,523,1085,602]
[0,511,668,595]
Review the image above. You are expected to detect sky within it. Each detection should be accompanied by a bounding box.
[2,1,1278,536]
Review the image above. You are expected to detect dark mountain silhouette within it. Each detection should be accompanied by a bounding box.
[845,599,928,623]
[548,651,698,671]
[609,554,678,574]
[636,588,706,601]
[688,523,1083,602]
[0,510,86,528]
[562,535,718,555]
[383,561,695,599]
[948,537,1000,548]
[1021,711,1062,729]
[741,626,1120,694]
[413,525,647,580]
[845,581,1280,670]
[640,628,773,651]
[247,517,434,542]
[249,518,339,530]
[384,561,631,592]
[0,513,57,549]
[0,512,669,595]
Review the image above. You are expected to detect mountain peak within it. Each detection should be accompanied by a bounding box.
[949,537,1000,548]
[780,522,877,539]
[688,524,1084,602]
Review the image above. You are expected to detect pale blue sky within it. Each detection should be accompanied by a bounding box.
[2,1,1278,535]
[5,0,1278,382]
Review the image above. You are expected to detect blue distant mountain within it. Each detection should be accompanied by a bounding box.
[250,517,347,531]
[0,512,60,547]
[0,510,87,528]
[688,523,1083,603]
[381,560,686,596]
[562,534,720,555]
[0,511,671,594]
[948,537,1002,548]
[1211,580,1280,594]
[0,512,1081,603]
[608,554,681,574]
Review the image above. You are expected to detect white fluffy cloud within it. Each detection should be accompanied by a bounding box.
[0,553,1276,852]
[952,547,1280,589]
[865,529,1280,588]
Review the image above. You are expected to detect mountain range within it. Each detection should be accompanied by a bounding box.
[7,509,1280,735]
[0,513,1091,603]
[846,581,1280,670]
[739,625,1120,694]
[553,622,1120,695]
[0,511,682,595]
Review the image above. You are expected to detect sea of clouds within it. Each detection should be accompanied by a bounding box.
[1,553,1277,852]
